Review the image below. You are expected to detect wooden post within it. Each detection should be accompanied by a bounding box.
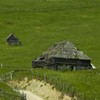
[60,80,62,91]
[70,87,74,97]
[37,70,40,78]
[30,69,34,76]
[1,63,2,68]
[44,73,47,81]
[66,84,69,93]
[3,75,6,83]
[10,73,13,80]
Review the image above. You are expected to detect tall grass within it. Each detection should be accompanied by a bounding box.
[12,68,100,100]
[0,81,21,100]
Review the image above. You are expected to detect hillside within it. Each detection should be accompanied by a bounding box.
[0,0,100,100]
[0,0,100,68]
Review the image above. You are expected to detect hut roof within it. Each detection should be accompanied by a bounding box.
[6,34,18,41]
[43,41,91,60]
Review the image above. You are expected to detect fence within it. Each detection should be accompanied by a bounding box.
[0,69,98,100]
[30,69,83,100]
[0,70,26,100]
[0,70,14,82]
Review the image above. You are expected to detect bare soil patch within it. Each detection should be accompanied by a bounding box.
[8,78,77,100]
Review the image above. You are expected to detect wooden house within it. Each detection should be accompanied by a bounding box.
[6,34,21,45]
[32,41,92,70]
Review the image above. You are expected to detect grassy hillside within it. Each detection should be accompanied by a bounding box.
[13,68,100,100]
[0,0,100,68]
[0,0,100,100]
[0,68,22,100]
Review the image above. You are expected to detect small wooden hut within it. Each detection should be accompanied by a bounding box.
[6,34,21,45]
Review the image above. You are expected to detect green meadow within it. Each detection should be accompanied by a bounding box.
[0,0,100,100]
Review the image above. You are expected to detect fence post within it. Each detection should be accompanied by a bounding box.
[10,73,13,80]
[30,69,34,76]
[1,63,3,68]
[66,84,69,94]
[69,87,74,98]
[62,82,65,91]
[53,78,56,86]
[44,73,47,81]
[60,80,63,91]
[3,74,6,83]
[37,70,41,79]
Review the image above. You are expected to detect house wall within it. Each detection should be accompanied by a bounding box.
[53,57,91,66]
[32,57,92,70]
[32,60,45,68]
[8,39,19,45]
[47,57,91,70]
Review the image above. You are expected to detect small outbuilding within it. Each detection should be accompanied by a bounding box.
[6,34,21,45]
[32,41,93,70]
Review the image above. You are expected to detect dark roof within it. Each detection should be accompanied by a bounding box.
[38,41,91,60]
[6,34,19,40]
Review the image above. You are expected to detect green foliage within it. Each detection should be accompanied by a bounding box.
[0,0,100,100]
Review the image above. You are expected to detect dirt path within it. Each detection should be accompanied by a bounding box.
[8,78,77,100]
[19,90,44,100]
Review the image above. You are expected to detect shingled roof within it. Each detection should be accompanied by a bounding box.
[32,41,93,70]
[42,41,91,60]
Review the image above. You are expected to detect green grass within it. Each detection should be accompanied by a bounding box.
[0,82,21,100]
[0,0,100,68]
[0,68,22,100]
[0,0,100,100]
[13,68,100,100]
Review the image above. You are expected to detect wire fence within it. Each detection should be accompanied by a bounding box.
[30,69,82,100]
[0,69,99,100]
[0,70,26,100]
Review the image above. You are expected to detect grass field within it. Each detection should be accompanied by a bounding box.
[0,0,100,100]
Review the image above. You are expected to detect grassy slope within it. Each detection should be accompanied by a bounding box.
[0,68,22,100]
[0,0,100,100]
[0,82,21,100]
[13,68,100,100]
[0,0,100,68]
